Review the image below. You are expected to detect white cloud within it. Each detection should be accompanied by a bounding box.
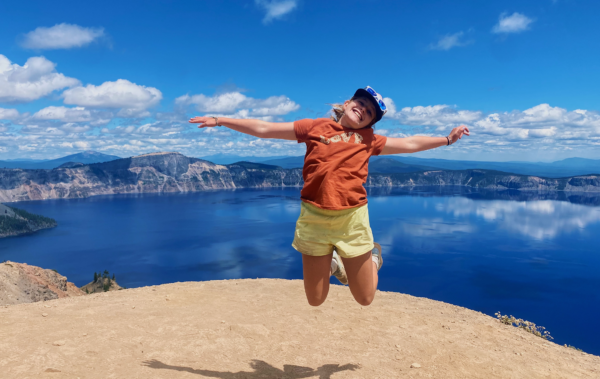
[0,108,19,120]
[429,31,472,51]
[20,23,104,50]
[384,99,482,127]
[255,0,298,23]
[176,91,300,119]
[73,141,91,149]
[474,104,600,138]
[0,54,80,103]
[528,127,557,138]
[382,99,600,153]
[32,106,92,122]
[492,12,534,34]
[63,79,162,116]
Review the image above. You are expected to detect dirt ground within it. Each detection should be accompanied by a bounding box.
[0,279,598,378]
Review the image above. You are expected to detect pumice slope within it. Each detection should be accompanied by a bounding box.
[0,279,598,378]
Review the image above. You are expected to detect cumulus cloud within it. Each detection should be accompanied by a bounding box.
[63,79,162,117]
[32,106,92,122]
[20,23,105,50]
[255,0,298,23]
[384,99,482,127]
[0,54,80,103]
[492,12,534,34]
[383,100,600,150]
[176,91,300,120]
[429,31,473,51]
[473,104,600,139]
[0,108,19,120]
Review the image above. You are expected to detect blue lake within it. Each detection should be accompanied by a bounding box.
[1,187,599,355]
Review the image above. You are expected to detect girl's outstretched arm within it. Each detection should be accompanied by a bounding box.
[189,116,296,140]
[380,125,470,155]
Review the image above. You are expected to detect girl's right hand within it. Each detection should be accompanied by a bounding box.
[189,116,218,128]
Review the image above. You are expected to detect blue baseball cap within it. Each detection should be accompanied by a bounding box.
[353,86,387,124]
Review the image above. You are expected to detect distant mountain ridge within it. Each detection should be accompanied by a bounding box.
[4,151,600,177]
[198,153,294,165]
[1,152,600,203]
[0,151,121,169]
[258,155,600,178]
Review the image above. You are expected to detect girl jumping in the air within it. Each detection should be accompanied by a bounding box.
[190,86,469,307]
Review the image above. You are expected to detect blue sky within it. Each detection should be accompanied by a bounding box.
[1,0,599,161]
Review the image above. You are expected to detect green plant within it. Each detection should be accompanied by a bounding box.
[94,272,98,283]
[495,312,553,340]
[565,344,583,352]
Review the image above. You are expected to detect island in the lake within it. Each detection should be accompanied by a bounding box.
[0,151,599,203]
[0,203,57,238]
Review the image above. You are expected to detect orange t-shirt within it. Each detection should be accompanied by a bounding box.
[294,118,388,210]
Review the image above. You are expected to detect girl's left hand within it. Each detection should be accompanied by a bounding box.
[189,116,218,128]
[448,125,470,144]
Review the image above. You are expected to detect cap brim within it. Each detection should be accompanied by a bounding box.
[353,88,384,124]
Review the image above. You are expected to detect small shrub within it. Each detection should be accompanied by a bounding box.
[495,312,553,340]
[565,344,583,352]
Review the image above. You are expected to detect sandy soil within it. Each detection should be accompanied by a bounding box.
[0,279,598,379]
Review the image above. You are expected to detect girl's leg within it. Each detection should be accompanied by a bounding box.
[302,253,333,306]
[341,251,378,306]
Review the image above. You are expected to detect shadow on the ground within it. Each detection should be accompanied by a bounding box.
[142,359,360,378]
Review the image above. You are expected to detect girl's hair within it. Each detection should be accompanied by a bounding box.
[329,96,376,128]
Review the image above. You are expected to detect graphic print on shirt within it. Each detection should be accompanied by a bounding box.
[319,132,364,145]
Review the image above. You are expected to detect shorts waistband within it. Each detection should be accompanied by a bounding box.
[301,201,367,216]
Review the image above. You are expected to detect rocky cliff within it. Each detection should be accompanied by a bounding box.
[367,169,600,191]
[0,152,302,203]
[1,152,599,203]
[0,261,84,306]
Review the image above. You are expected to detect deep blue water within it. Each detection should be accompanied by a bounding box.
[1,188,599,355]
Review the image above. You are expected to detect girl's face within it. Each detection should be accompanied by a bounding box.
[341,97,376,129]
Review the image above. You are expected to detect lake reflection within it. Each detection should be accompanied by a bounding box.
[442,198,600,240]
[1,187,599,354]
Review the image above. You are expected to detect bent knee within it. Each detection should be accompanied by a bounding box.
[356,298,373,306]
[354,294,375,306]
[307,297,326,307]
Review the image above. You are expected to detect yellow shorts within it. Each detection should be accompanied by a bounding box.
[292,201,374,259]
